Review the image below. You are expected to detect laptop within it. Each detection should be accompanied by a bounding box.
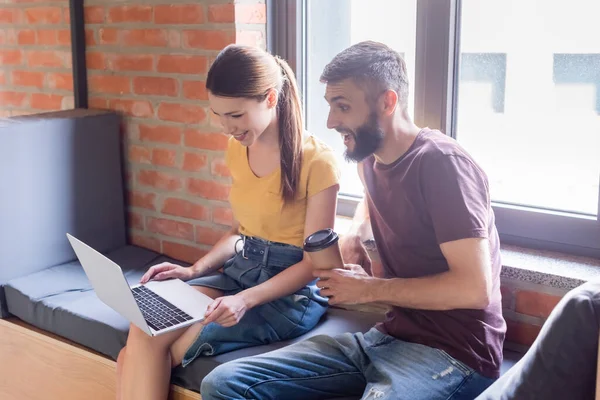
[66,233,214,336]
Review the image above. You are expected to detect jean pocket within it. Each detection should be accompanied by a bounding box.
[434,349,473,376]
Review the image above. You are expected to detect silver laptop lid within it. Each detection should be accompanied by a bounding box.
[66,233,151,335]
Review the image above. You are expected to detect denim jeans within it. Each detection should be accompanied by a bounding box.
[182,235,328,366]
[201,327,495,400]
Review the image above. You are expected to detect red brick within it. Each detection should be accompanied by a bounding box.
[139,124,181,145]
[12,71,44,88]
[109,54,153,72]
[154,4,204,24]
[108,5,152,23]
[89,75,131,95]
[89,97,108,109]
[162,198,208,221]
[57,29,70,45]
[85,29,96,46]
[505,320,542,347]
[196,226,227,246]
[25,7,62,24]
[27,50,65,68]
[207,4,234,23]
[236,30,265,48]
[147,217,194,241]
[157,55,207,74]
[515,291,562,319]
[213,207,233,226]
[128,144,152,164]
[128,190,156,210]
[122,29,180,48]
[130,234,161,253]
[108,99,154,118]
[63,6,70,24]
[0,29,16,46]
[37,29,58,45]
[211,158,230,177]
[182,152,208,172]
[17,30,36,45]
[128,211,144,230]
[99,28,118,45]
[157,103,206,124]
[46,72,73,91]
[133,77,177,97]
[162,241,206,264]
[84,5,104,24]
[86,52,105,70]
[137,170,182,191]
[152,148,177,167]
[0,50,22,65]
[184,130,229,151]
[235,4,267,24]
[183,30,235,51]
[0,71,5,86]
[30,93,63,110]
[187,178,230,201]
[0,91,27,107]
[182,80,208,100]
[0,8,20,24]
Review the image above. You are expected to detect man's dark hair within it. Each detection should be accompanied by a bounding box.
[320,41,409,108]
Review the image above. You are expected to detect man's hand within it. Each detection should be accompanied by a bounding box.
[314,267,376,306]
[203,295,248,327]
[339,235,372,274]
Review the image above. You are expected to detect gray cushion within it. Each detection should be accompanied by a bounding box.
[0,110,126,318]
[5,245,161,357]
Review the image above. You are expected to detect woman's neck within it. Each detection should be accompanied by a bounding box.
[252,114,279,151]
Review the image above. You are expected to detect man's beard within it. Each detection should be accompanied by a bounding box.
[342,112,385,163]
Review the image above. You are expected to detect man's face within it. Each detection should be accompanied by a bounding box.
[324,79,384,162]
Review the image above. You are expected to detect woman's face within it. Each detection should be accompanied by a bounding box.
[208,91,277,147]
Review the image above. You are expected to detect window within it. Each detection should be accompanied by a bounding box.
[303,0,417,198]
[268,0,600,257]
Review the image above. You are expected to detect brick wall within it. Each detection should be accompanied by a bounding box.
[501,278,568,349]
[83,0,266,263]
[0,0,73,117]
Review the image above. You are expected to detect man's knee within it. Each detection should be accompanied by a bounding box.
[201,363,241,399]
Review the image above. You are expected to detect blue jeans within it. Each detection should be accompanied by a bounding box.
[182,235,328,366]
[201,327,495,400]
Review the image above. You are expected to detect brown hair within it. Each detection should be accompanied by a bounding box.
[320,41,409,109]
[206,45,304,204]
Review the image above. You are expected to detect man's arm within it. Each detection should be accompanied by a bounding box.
[317,236,492,310]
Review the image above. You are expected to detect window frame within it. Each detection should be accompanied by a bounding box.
[267,0,600,258]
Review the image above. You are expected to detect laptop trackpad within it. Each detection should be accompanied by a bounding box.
[144,279,214,321]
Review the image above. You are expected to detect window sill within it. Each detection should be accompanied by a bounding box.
[334,216,600,290]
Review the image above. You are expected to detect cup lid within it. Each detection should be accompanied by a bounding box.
[303,228,339,252]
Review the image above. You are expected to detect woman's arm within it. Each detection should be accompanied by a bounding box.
[191,220,241,277]
[238,184,339,308]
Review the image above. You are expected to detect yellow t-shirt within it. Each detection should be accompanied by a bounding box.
[226,135,340,247]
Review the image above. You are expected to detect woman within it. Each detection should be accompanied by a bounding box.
[116,44,341,400]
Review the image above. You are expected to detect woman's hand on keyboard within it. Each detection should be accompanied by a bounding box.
[140,262,195,284]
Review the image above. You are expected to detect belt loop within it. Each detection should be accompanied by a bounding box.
[262,244,270,265]
[241,235,248,259]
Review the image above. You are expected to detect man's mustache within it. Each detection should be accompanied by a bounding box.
[336,128,354,135]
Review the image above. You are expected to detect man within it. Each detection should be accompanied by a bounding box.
[200,41,506,400]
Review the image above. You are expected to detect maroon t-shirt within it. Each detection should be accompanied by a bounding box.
[362,128,506,378]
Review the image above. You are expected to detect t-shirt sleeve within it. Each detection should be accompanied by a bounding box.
[421,154,490,244]
[307,148,341,197]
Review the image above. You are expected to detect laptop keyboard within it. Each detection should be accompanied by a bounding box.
[132,286,193,332]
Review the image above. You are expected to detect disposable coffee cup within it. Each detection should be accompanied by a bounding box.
[303,228,344,270]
